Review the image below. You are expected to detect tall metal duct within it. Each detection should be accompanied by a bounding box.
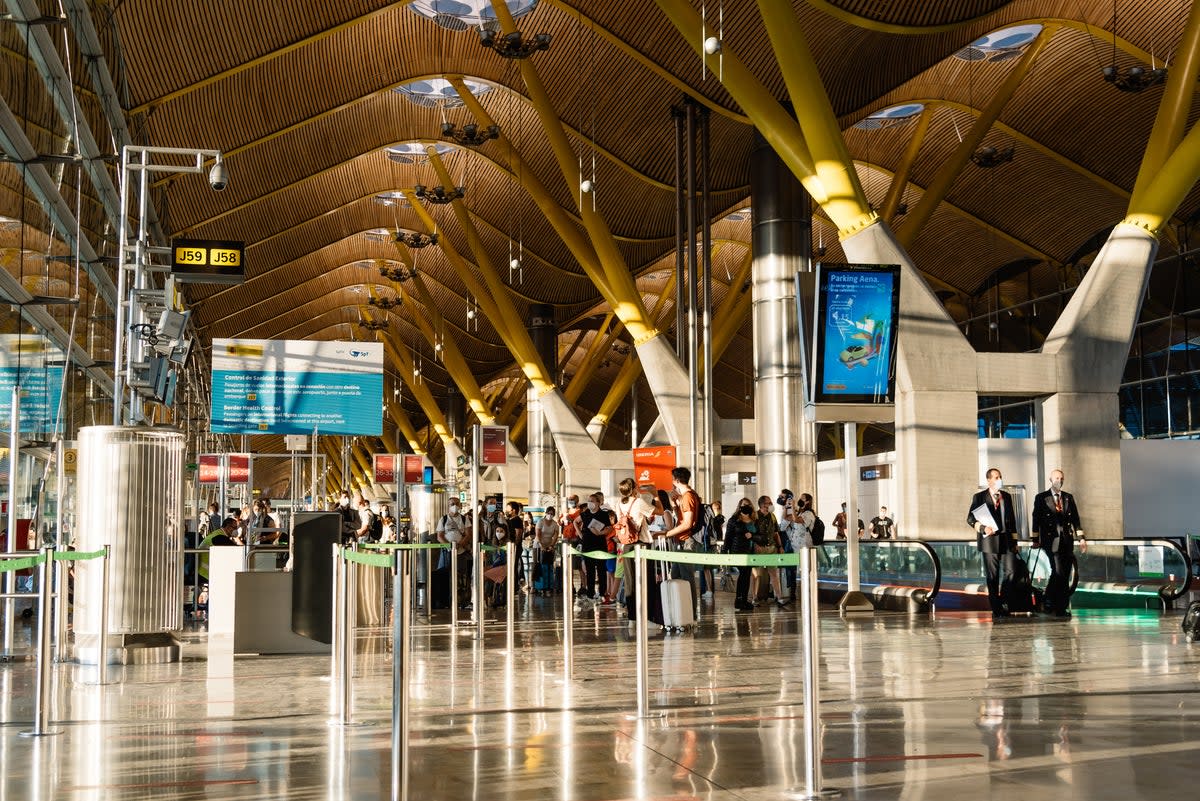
[74,426,184,664]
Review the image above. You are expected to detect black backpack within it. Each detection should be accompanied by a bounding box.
[810,516,826,545]
[367,510,383,542]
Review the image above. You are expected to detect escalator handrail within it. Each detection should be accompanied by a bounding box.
[817,539,942,603]
[931,537,1191,601]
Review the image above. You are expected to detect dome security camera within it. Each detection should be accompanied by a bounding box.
[208,157,228,191]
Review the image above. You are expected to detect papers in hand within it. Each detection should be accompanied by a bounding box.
[587,518,607,534]
[972,503,999,534]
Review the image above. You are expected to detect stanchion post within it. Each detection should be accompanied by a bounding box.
[450,546,459,627]
[53,555,68,662]
[340,548,356,726]
[21,547,60,737]
[97,544,111,686]
[330,543,342,705]
[424,544,433,620]
[635,547,649,719]
[561,542,573,672]
[391,549,411,801]
[798,546,841,799]
[505,541,515,650]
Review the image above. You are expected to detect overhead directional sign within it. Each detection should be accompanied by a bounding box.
[211,338,383,436]
[171,238,245,284]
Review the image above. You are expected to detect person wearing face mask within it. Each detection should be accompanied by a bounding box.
[723,498,757,611]
[577,492,613,606]
[1031,468,1084,618]
[967,467,1019,619]
[533,506,560,595]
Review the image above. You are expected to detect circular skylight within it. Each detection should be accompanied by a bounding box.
[955,24,1043,62]
[374,191,411,206]
[408,0,539,30]
[725,207,752,222]
[854,103,925,130]
[363,228,395,243]
[384,142,455,164]
[350,259,404,271]
[394,78,492,109]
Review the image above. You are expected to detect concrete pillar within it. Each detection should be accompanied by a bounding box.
[750,128,816,500]
[1040,392,1122,538]
[527,304,558,508]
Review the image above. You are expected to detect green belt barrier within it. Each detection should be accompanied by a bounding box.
[566,545,798,568]
[637,548,801,568]
[0,554,46,573]
[480,544,505,553]
[341,549,396,569]
[567,547,619,561]
[53,548,106,562]
[362,542,450,551]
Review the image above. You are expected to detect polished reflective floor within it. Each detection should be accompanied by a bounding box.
[2,594,1199,799]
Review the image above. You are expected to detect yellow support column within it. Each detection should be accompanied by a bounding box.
[757,0,875,235]
[880,106,931,224]
[652,0,836,215]
[1130,2,1200,208]
[897,26,1055,249]
[388,400,424,454]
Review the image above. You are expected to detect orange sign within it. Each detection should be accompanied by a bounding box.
[403,454,423,483]
[632,446,678,491]
[198,454,221,484]
[228,454,250,484]
[374,454,396,484]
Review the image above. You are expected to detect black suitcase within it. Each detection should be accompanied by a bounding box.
[1182,600,1200,642]
[431,565,452,610]
[1002,553,1039,615]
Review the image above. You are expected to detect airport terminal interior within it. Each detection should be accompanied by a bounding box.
[3,0,1200,798]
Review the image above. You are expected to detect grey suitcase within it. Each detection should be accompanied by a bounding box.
[660,578,694,632]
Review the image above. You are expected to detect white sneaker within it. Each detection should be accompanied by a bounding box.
[702,591,714,600]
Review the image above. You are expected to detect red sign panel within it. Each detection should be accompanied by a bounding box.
[403,454,423,483]
[632,446,678,492]
[374,454,396,484]
[228,454,250,484]
[198,454,221,485]
[480,425,508,466]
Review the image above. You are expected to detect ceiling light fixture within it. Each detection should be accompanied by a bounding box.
[414,184,465,205]
[379,263,419,282]
[478,29,552,59]
[368,296,403,310]
[358,318,388,331]
[441,121,500,146]
[970,144,1015,168]
[394,230,439,249]
[1101,63,1167,92]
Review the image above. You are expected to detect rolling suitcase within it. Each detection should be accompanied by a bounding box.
[1182,600,1200,642]
[660,578,695,632]
[534,554,555,594]
[431,565,451,609]
[1001,552,1038,616]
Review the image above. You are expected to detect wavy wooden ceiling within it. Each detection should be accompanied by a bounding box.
[1,0,1196,467]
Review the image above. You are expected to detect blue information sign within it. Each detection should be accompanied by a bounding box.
[211,339,383,435]
[811,264,900,404]
[0,366,64,433]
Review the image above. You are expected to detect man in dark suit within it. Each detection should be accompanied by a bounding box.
[1031,468,1084,618]
[967,467,1018,618]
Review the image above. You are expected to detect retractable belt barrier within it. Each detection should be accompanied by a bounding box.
[0,545,112,738]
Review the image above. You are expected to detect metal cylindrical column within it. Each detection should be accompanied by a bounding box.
[527,304,557,500]
[450,546,459,627]
[330,543,342,699]
[97,545,111,686]
[844,423,861,593]
[751,125,817,499]
[505,541,515,651]
[635,549,649,718]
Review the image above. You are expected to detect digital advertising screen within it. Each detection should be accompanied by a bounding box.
[211,338,383,435]
[811,264,900,405]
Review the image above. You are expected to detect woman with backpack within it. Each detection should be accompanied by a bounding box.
[723,498,757,612]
